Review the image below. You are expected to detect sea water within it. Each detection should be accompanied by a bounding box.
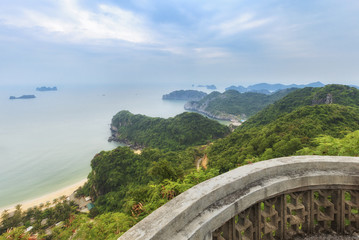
[0,83,188,208]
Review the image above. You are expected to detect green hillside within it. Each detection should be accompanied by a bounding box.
[207,84,359,172]
[110,111,230,150]
[84,147,214,212]
[243,84,359,128]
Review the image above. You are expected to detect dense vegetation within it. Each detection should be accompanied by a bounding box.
[0,199,78,239]
[1,203,136,240]
[162,90,207,101]
[184,88,297,120]
[82,146,215,213]
[297,130,359,156]
[1,146,218,239]
[244,84,359,128]
[111,111,230,150]
[3,84,359,239]
[208,85,359,172]
[208,104,359,172]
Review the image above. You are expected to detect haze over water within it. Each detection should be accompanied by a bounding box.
[0,84,188,208]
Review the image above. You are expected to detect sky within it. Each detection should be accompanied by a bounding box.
[0,0,359,87]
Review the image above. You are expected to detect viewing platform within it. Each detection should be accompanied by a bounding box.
[119,156,359,240]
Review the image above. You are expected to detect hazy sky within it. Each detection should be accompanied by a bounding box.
[0,0,359,87]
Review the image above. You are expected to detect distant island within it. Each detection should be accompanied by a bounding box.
[36,86,57,91]
[197,84,217,90]
[9,95,36,100]
[226,81,324,93]
[162,90,207,101]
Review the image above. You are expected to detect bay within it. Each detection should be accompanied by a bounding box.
[0,84,188,208]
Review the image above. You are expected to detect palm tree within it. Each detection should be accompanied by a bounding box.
[1,209,10,223]
[53,198,59,205]
[12,205,23,227]
[15,204,22,212]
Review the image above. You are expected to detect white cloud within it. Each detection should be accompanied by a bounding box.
[193,47,230,59]
[156,46,230,59]
[212,13,271,36]
[159,47,187,55]
[0,0,155,44]
[258,23,319,58]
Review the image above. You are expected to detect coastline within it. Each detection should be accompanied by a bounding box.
[0,178,87,215]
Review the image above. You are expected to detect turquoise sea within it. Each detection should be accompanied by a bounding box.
[0,84,189,209]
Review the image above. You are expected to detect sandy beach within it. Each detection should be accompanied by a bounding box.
[0,178,87,215]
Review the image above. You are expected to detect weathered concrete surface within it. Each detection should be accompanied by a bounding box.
[118,156,359,240]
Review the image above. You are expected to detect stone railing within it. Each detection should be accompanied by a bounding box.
[119,156,359,240]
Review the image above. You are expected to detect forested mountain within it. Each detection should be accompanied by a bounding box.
[226,81,324,93]
[84,147,214,213]
[184,88,296,120]
[208,84,359,172]
[110,111,230,150]
[208,104,359,172]
[244,84,359,128]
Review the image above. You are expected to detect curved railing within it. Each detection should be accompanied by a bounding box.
[119,156,359,240]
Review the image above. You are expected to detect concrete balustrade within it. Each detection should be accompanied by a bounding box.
[119,156,359,240]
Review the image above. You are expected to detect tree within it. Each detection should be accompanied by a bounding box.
[148,160,179,182]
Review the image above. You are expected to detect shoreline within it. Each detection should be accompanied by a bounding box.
[0,178,87,215]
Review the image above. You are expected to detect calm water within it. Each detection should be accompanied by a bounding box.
[0,84,188,208]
